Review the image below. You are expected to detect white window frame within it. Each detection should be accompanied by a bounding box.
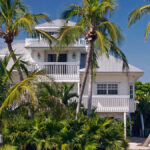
[97,83,119,95]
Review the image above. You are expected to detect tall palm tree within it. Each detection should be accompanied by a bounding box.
[0,0,49,81]
[58,0,128,117]
[128,1,150,40]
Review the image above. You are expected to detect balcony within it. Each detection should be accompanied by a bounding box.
[31,62,80,82]
[82,95,130,112]
[25,38,87,48]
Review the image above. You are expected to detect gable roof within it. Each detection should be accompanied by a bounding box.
[80,55,143,73]
[35,19,76,29]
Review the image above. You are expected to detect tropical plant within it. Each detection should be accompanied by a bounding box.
[128,0,150,40]
[38,82,78,106]
[1,104,128,150]
[0,53,30,106]
[57,0,128,117]
[0,70,43,115]
[131,81,150,138]
[0,0,49,81]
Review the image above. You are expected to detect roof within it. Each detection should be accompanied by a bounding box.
[80,55,144,73]
[35,19,76,29]
[0,41,34,62]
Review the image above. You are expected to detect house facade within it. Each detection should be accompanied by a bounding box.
[0,19,144,138]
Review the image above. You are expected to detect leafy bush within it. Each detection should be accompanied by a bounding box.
[1,104,128,150]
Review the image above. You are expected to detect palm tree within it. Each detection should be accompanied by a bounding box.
[0,0,49,81]
[38,82,78,106]
[128,1,150,40]
[0,70,43,114]
[58,0,128,117]
[0,53,30,105]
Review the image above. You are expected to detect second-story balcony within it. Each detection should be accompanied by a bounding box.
[31,62,80,82]
[82,95,130,112]
[25,38,87,48]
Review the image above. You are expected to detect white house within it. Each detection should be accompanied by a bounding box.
[0,19,144,138]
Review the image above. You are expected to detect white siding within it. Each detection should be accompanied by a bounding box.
[81,74,133,96]
[32,50,45,62]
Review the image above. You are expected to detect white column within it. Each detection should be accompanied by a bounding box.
[124,112,127,139]
[77,82,80,96]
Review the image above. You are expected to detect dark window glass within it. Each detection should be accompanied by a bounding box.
[97,84,118,95]
[97,84,107,95]
[108,84,118,95]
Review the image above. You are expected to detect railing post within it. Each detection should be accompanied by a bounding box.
[124,112,127,139]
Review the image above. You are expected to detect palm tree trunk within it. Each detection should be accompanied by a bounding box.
[7,42,24,81]
[76,41,93,117]
[87,50,93,117]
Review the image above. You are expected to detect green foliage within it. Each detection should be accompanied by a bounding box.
[1,106,128,150]
[0,0,49,40]
[0,79,127,149]
[131,81,150,136]
[128,2,150,40]
[38,82,78,106]
[135,81,150,101]
[0,53,31,106]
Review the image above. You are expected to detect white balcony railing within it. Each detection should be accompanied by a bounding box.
[82,95,130,112]
[25,38,87,47]
[31,62,80,81]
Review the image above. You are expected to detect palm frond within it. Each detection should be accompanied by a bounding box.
[62,4,84,21]
[99,21,123,44]
[32,29,56,46]
[128,4,150,26]
[96,31,105,53]
[110,41,128,70]
[0,72,42,114]
[145,21,150,40]
[57,25,84,48]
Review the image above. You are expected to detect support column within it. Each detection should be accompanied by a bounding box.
[77,82,80,96]
[124,112,127,139]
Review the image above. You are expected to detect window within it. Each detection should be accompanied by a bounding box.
[97,84,107,95]
[97,83,118,95]
[108,84,118,95]
[130,85,134,99]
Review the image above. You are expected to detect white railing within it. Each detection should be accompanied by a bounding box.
[82,95,130,112]
[25,38,49,47]
[31,62,80,81]
[25,38,87,47]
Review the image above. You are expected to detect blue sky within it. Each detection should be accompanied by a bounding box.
[13,0,150,82]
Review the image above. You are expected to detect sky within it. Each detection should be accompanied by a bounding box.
[1,0,150,83]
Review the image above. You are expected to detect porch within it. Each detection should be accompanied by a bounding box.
[30,62,80,82]
[82,95,131,113]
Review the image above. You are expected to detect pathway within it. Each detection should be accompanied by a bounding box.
[128,137,150,150]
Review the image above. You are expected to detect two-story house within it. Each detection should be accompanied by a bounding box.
[0,19,144,138]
